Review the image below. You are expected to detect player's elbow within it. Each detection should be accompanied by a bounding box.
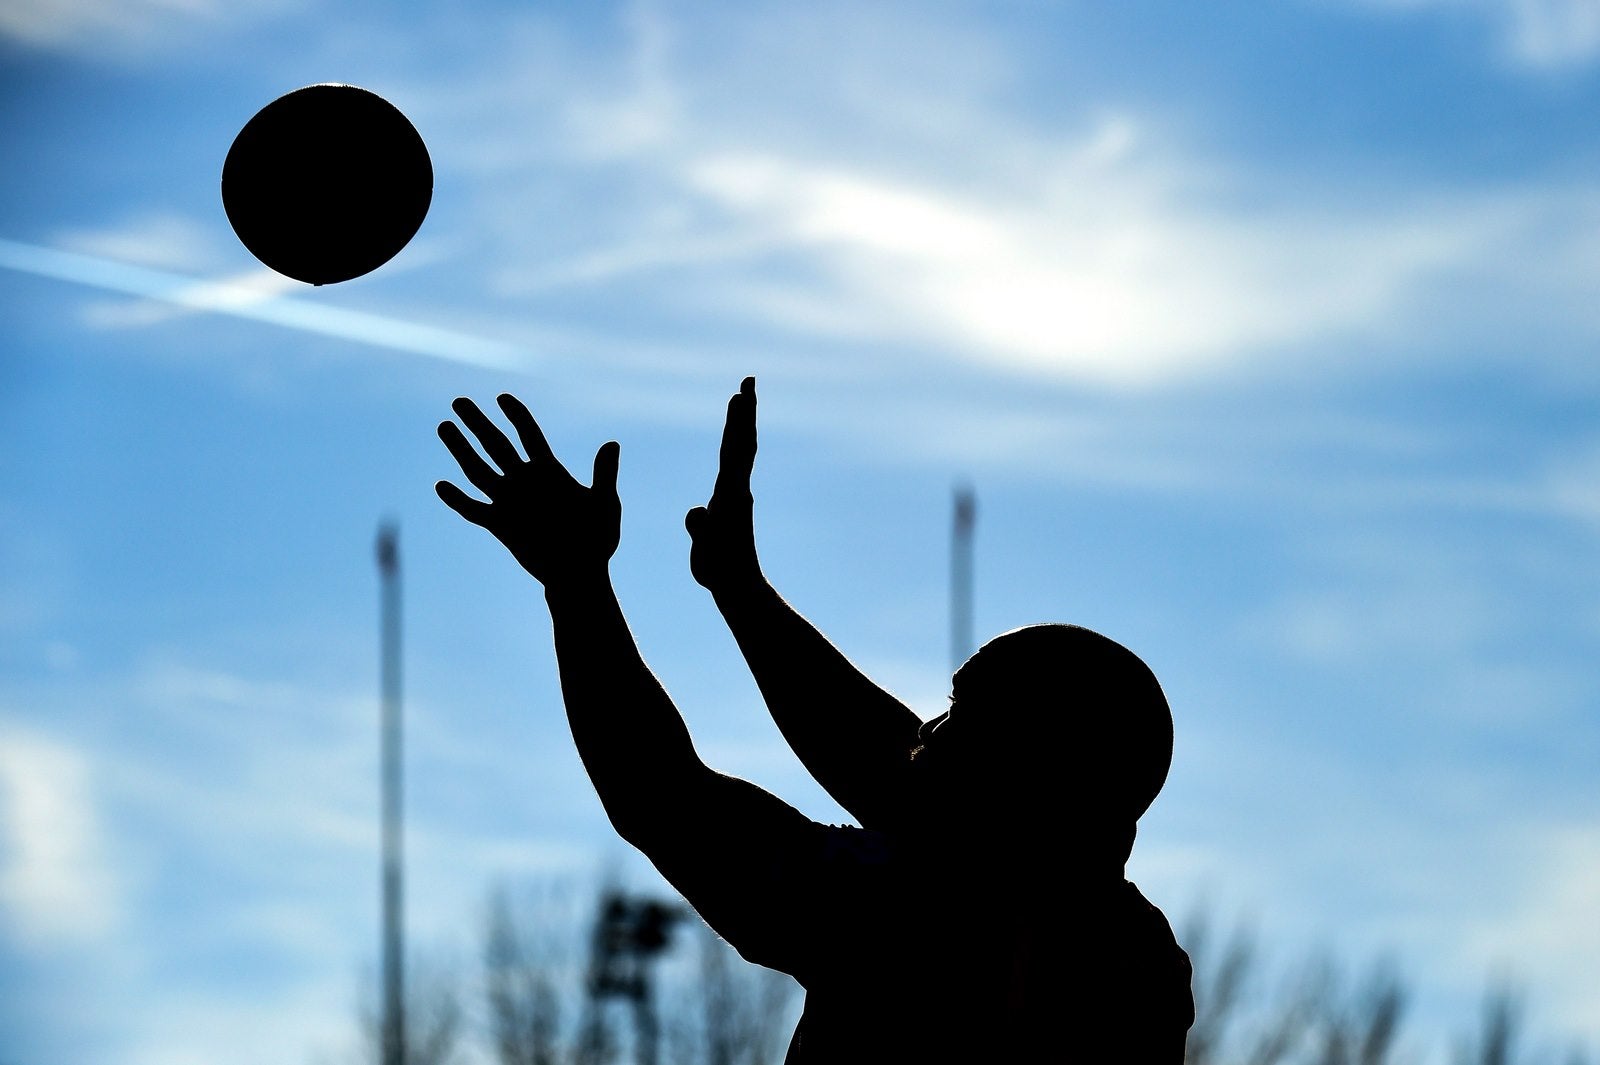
[592,762,715,852]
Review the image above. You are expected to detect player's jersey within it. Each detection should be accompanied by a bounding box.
[650,813,1194,1064]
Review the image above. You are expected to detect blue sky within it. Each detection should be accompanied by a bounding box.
[4,1,1600,1062]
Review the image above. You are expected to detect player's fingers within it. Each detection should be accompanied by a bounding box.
[435,480,493,527]
[592,441,621,500]
[451,397,523,472]
[438,420,500,494]
[712,376,757,504]
[497,394,558,467]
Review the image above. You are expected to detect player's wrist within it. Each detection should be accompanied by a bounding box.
[708,567,772,607]
[540,562,614,603]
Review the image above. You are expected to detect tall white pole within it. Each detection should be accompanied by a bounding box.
[376,521,406,1065]
[951,484,976,675]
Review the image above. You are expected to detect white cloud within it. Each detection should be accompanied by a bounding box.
[29,4,1594,399]
[1448,821,1600,1044]
[1249,575,1498,669]
[0,725,119,946]
[677,146,1494,388]
[1130,732,1600,1056]
[0,653,603,1064]
[1533,442,1600,525]
[117,977,362,1065]
[441,6,1600,393]
[560,1,681,160]
[116,658,389,854]
[54,212,230,275]
[115,654,602,902]
[18,3,1600,401]
[1,0,207,49]
[1499,0,1600,66]
[486,124,1533,390]
[0,237,534,370]
[1345,0,1600,68]
[0,0,300,54]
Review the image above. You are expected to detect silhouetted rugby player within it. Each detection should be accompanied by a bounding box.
[438,377,1194,1063]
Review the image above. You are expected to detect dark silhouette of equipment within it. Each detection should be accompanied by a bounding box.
[376,521,406,1065]
[579,890,687,1065]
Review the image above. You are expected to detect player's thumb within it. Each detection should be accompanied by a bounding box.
[685,506,709,540]
[593,441,621,498]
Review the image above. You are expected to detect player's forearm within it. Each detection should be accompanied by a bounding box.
[710,576,922,824]
[543,571,704,841]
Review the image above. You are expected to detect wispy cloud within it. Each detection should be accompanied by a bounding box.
[55,211,230,274]
[1344,0,1600,69]
[1459,821,1600,1039]
[115,653,600,894]
[0,237,533,370]
[0,726,118,947]
[430,4,1600,394]
[1,0,207,49]
[673,144,1502,388]
[0,0,296,55]
[0,650,602,1063]
[1134,723,1600,1050]
[115,976,361,1065]
[1501,0,1600,66]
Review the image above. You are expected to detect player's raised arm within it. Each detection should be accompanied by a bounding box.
[686,377,925,830]
[436,394,784,852]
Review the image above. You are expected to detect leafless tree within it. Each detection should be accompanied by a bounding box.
[1306,958,1406,1065]
[355,950,467,1065]
[1183,908,1258,1065]
[1178,904,1600,1065]
[1455,978,1523,1065]
[1182,909,1407,1065]
[484,881,574,1065]
[684,925,798,1065]
[1182,908,1330,1065]
[475,875,795,1065]
[338,887,1593,1065]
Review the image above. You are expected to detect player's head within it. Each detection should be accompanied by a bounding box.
[911,623,1174,831]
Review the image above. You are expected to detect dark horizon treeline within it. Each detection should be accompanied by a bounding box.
[349,878,1594,1065]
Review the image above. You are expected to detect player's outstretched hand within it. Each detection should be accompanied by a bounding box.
[436,394,620,587]
[686,376,763,594]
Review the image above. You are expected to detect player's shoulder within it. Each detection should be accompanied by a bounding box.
[1120,877,1167,912]
[1119,880,1186,946]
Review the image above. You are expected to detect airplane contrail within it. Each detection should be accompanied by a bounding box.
[0,237,531,371]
